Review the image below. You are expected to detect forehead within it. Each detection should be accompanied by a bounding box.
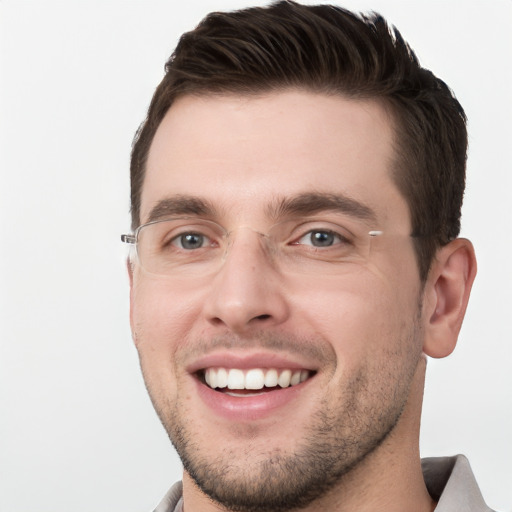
[142,90,408,228]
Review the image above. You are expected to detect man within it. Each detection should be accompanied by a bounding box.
[122,1,491,510]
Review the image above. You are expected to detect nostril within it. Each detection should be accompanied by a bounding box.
[255,314,271,321]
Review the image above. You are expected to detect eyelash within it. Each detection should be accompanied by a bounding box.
[171,232,214,250]
[293,229,349,248]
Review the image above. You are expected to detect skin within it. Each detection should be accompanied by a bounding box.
[129,90,476,511]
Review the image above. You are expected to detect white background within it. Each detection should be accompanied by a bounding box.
[1,1,511,511]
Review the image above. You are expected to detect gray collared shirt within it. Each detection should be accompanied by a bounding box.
[153,455,495,512]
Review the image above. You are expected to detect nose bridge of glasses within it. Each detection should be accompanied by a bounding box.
[227,224,269,238]
[223,225,276,260]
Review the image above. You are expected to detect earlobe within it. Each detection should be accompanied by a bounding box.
[127,257,135,332]
[126,256,134,285]
[422,238,477,359]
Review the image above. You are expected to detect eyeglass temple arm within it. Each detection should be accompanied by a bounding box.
[121,234,136,244]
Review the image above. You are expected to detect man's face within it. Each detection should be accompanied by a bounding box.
[130,91,426,511]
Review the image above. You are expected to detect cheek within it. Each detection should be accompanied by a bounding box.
[130,277,205,410]
[289,268,422,363]
[130,274,204,356]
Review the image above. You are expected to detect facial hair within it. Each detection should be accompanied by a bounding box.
[141,321,423,512]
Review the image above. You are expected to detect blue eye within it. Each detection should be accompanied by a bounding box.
[298,230,344,247]
[173,233,209,250]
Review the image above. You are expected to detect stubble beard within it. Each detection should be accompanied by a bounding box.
[143,322,423,512]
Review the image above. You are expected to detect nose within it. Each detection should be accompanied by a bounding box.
[202,228,290,333]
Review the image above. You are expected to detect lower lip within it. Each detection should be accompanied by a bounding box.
[194,378,311,422]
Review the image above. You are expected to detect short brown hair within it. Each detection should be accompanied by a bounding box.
[130,0,467,281]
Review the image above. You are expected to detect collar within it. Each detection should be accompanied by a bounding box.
[422,454,494,511]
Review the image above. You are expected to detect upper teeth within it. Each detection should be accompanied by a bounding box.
[204,368,310,390]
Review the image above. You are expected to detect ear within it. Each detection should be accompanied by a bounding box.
[422,238,477,359]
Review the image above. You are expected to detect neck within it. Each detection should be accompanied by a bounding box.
[182,357,434,512]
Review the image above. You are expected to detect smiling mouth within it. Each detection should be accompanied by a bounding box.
[201,367,314,395]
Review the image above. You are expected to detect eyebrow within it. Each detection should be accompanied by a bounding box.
[145,191,377,226]
[267,192,377,224]
[146,195,217,223]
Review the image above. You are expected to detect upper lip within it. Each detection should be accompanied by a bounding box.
[187,351,318,374]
